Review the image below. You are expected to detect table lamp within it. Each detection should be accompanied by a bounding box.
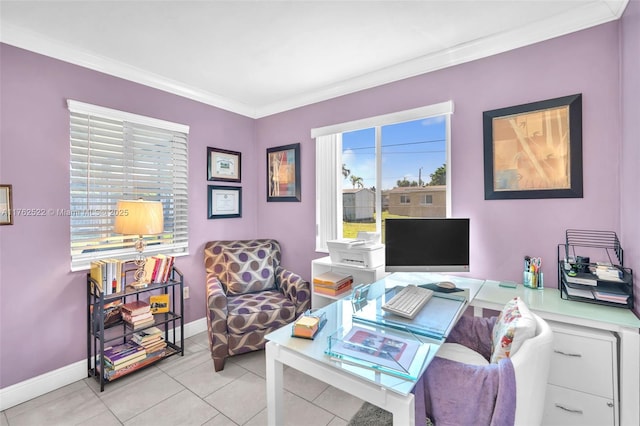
[114,199,164,288]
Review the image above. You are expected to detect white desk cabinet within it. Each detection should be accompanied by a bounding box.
[472,281,640,426]
[311,256,388,308]
[543,322,618,425]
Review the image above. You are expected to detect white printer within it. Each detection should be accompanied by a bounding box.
[327,232,384,268]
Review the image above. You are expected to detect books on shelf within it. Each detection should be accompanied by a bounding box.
[103,341,145,365]
[313,271,353,296]
[143,255,175,284]
[121,300,155,329]
[103,348,167,380]
[132,327,167,354]
[90,259,124,295]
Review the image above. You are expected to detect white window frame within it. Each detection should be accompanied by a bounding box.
[68,100,189,271]
[400,195,411,204]
[312,101,453,252]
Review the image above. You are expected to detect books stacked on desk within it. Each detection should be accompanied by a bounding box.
[291,310,327,339]
[313,271,353,297]
[121,300,154,330]
[90,259,124,295]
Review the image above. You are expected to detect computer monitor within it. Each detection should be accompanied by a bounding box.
[384,218,470,273]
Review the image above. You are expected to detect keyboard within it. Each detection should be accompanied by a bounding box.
[381,285,434,319]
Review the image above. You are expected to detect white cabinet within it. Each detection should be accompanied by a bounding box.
[311,256,388,308]
[543,322,618,426]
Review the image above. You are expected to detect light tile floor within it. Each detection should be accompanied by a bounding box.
[0,331,365,426]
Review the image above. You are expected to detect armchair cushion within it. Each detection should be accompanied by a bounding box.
[224,245,276,295]
[227,290,296,334]
[490,296,536,363]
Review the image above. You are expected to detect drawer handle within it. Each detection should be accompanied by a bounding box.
[554,349,582,358]
[555,404,584,414]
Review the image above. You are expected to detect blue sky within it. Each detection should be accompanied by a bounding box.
[342,116,446,190]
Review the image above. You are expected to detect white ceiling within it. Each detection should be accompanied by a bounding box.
[0,1,629,118]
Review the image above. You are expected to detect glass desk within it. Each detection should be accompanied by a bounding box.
[265,273,485,426]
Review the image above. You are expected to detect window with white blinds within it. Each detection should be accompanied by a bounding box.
[68,100,189,271]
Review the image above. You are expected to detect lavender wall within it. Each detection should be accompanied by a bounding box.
[257,22,634,300]
[621,0,640,313]
[1,10,637,391]
[0,44,257,388]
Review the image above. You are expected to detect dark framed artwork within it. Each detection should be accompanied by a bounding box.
[483,94,583,200]
[0,184,13,225]
[267,143,301,202]
[208,185,242,219]
[207,147,241,182]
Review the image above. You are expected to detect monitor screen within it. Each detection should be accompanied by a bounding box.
[384,218,470,273]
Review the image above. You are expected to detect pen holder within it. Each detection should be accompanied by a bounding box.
[523,271,544,289]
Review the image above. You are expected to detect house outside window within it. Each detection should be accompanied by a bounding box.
[313,101,452,251]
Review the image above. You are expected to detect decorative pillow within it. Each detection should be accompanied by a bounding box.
[490,297,536,363]
[224,246,276,295]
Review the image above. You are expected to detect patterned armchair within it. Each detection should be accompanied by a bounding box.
[204,239,311,371]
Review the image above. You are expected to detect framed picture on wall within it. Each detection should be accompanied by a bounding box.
[266,143,301,202]
[0,184,13,225]
[208,185,242,219]
[483,94,583,200]
[207,147,241,182]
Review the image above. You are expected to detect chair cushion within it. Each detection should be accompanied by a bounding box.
[224,245,276,295]
[227,290,296,334]
[436,343,490,366]
[490,297,536,364]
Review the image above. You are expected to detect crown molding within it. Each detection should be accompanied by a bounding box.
[1,0,627,119]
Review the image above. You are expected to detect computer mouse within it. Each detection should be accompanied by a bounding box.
[437,281,456,289]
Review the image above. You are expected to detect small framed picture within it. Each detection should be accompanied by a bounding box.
[208,185,242,219]
[207,147,241,182]
[267,143,301,202]
[0,184,13,225]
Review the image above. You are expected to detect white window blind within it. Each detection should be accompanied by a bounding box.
[68,100,189,271]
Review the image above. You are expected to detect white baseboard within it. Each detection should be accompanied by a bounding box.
[0,317,208,411]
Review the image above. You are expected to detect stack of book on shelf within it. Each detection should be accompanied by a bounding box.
[313,271,353,297]
[291,310,327,339]
[132,326,167,355]
[102,341,146,379]
[121,300,154,330]
[143,255,175,284]
[90,259,124,295]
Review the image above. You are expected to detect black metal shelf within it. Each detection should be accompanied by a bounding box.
[87,267,184,391]
[558,230,634,309]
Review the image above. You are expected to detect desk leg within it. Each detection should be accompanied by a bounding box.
[386,392,415,426]
[265,341,283,426]
[618,327,640,426]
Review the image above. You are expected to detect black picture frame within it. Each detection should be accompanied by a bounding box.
[207,147,241,182]
[0,184,13,225]
[207,185,242,219]
[483,94,583,200]
[267,143,301,202]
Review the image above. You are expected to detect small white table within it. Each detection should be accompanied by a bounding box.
[265,273,485,426]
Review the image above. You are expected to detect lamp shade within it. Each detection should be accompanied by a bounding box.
[114,200,164,235]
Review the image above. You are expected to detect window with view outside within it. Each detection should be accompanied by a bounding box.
[341,117,447,242]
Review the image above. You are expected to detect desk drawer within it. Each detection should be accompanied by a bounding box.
[548,324,616,398]
[543,384,615,426]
